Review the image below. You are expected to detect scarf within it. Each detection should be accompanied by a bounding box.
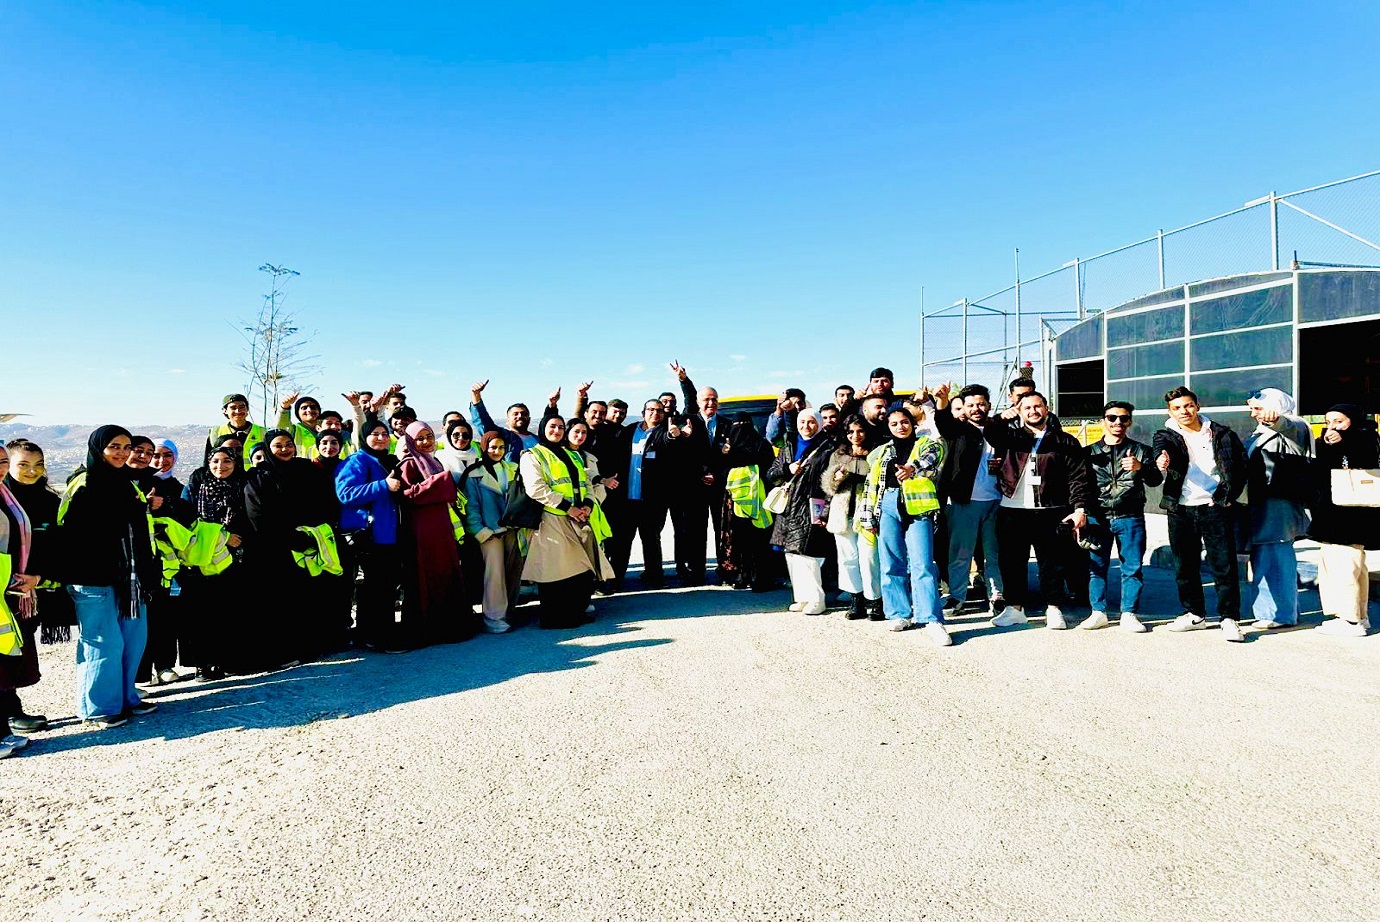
[398,421,444,477]
[0,480,35,618]
[154,439,179,479]
[189,451,247,527]
[359,420,399,473]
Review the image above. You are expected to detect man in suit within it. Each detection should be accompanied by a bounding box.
[670,362,731,584]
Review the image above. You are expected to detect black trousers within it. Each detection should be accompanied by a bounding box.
[995,506,1078,609]
[706,484,727,576]
[1167,504,1241,619]
[671,495,707,585]
[607,499,668,586]
[354,540,404,649]
[538,572,595,628]
[140,592,182,677]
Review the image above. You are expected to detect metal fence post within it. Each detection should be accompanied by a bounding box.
[1269,191,1280,270]
[918,288,926,387]
[1157,229,1165,289]
[961,298,970,383]
[1073,257,1084,319]
[1013,248,1022,367]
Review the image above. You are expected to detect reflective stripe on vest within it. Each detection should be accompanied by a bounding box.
[867,436,944,516]
[726,464,773,530]
[291,524,343,577]
[534,446,612,542]
[0,553,21,657]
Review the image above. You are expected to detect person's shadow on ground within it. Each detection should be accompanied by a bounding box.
[32,584,794,756]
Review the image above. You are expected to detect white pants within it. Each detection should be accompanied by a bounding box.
[479,532,521,620]
[785,553,826,611]
[834,531,880,600]
[1318,542,1370,624]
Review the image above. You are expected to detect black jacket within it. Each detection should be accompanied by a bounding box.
[766,438,835,556]
[983,422,1094,511]
[1309,423,1380,548]
[933,406,989,504]
[1151,421,1247,511]
[1085,438,1162,516]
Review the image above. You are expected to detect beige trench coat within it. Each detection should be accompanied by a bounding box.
[518,450,614,584]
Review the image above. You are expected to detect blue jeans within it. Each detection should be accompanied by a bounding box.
[70,585,148,720]
[879,489,942,624]
[1249,542,1299,625]
[1086,515,1147,614]
[946,498,1002,602]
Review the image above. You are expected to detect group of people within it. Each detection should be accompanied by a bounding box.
[0,362,1374,760]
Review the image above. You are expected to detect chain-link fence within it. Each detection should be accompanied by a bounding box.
[922,168,1380,393]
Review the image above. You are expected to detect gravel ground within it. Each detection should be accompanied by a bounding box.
[3,565,1378,922]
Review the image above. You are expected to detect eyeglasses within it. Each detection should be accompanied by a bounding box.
[1104,415,1131,423]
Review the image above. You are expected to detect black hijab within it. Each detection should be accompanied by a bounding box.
[724,415,774,469]
[187,448,248,527]
[313,428,346,478]
[359,419,398,473]
[1322,404,1380,469]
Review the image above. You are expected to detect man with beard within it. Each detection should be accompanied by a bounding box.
[932,383,1006,614]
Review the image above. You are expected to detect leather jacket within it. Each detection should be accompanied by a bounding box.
[1085,438,1162,516]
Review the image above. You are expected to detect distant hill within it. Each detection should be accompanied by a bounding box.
[0,424,211,483]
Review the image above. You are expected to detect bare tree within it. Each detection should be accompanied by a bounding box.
[236,264,320,423]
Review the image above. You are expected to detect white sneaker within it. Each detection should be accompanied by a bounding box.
[1,734,29,751]
[1250,619,1284,630]
[1221,618,1243,643]
[888,618,911,632]
[924,622,952,647]
[482,617,511,634]
[1045,605,1068,630]
[1079,610,1108,631]
[991,605,1027,627]
[1166,613,1207,632]
[1316,618,1367,637]
[1119,612,1147,633]
[801,603,827,615]
[788,602,805,612]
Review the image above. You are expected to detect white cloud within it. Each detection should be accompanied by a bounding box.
[625,363,645,374]
[167,368,186,375]
[360,359,383,368]
[540,358,555,368]
[729,354,747,362]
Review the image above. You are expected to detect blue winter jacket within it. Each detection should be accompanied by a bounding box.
[335,451,399,545]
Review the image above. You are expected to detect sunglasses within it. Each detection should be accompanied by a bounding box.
[1246,389,1264,400]
[1104,414,1131,423]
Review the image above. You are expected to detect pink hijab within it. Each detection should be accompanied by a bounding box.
[398,421,445,477]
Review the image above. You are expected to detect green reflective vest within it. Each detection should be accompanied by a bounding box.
[292,524,343,577]
[866,436,943,517]
[532,446,612,542]
[0,553,21,657]
[209,422,266,468]
[726,464,773,530]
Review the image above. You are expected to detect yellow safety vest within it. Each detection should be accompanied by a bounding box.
[209,422,266,468]
[726,465,773,530]
[0,553,21,657]
[866,436,944,517]
[532,446,612,542]
[292,524,343,577]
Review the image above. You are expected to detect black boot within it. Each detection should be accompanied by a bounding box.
[847,593,867,620]
[867,598,885,622]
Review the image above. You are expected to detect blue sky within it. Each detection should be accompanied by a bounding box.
[4,1,1379,425]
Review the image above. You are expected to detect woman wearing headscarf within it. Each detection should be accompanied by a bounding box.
[3,439,76,652]
[335,419,405,652]
[54,426,161,728]
[178,446,251,679]
[438,419,479,481]
[396,420,470,645]
[0,443,45,755]
[520,416,614,629]
[766,409,835,614]
[141,438,190,686]
[1241,388,1314,630]
[1309,403,1380,636]
[858,408,950,646]
[244,428,343,666]
[719,415,778,592]
[822,415,882,620]
[465,431,523,633]
[312,429,348,479]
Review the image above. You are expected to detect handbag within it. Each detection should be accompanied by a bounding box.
[825,493,852,535]
[763,485,790,515]
[1331,466,1380,507]
[498,475,545,529]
